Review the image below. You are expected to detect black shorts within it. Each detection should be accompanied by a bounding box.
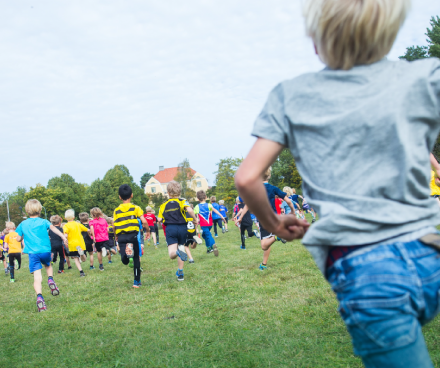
[149,226,155,232]
[69,251,80,258]
[185,231,196,247]
[0,252,4,261]
[95,241,109,252]
[165,224,187,246]
[108,238,116,248]
[259,224,274,240]
[84,242,94,253]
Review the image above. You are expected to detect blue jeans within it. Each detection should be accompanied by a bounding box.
[201,226,215,248]
[327,239,440,368]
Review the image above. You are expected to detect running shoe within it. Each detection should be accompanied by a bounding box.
[108,260,113,264]
[58,270,65,274]
[133,280,141,288]
[76,246,87,262]
[253,230,261,239]
[176,245,188,261]
[280,238,287,244]
[312,219,316,223]
[101,247,107,257]
[4,269,8,275]
[10,279,14,283]
[90,266,95,270]
[240,245,246,250]
[14,259,19,270]
[129,258,134,268]
[36,296,47,312]
[193,236,202,245]
[156,242,160,245]
[80,272,86,277]
[125,243,134,258]
[68,266,72,270]
[213,245,219,257]
[176,270,184,281]
[189,259,195,264]
[99,265,104,271]
[206,247,214,254]
[215,235,218,238]
[154,245,158,249]
[222,226,225,234]
[259,264,267,271]
[48,278,60,296]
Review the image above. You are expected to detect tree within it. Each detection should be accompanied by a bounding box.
[140,173,154,189]
[84,179,119,216]
[400,16,440,60]
[148,193,166,210]
[47,174,87,215]
[269,149,302,193]
[214,157,243,207]
[24,184,71,219]
[174,158,196,200]
[206,186,216,199]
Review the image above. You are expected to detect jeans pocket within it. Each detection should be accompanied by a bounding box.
[340,293,418,356]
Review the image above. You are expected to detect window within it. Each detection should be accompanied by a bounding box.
[151,187,156,193]
[197,181,201,188]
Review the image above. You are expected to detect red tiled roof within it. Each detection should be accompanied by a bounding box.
[153,167,197,184]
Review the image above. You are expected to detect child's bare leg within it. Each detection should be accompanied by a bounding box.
[107,252,111,261]
[261,237,276,265]
[152,232,157,245]
[97,251,103,264]
[186,246,193,260]
[66,257,71,268]
[45,264,53,277]
[3,259,7,269]
[72,257,83,272]
[168,244,178,259]
[89,253,94,266]
[33,269,43,295]
[225,223,228,231]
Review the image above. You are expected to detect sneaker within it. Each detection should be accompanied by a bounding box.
[102,247,108,257]
[125,243,134,258]
[193,236,202,245]
[253,230,261,239]
[10,278,14,283]
[215,235,218,238]
[133,280,141,288]
[213,245,219,257]
[76,246,87,262]
[58,270,65,274]
[156,242,160,245]
[259,264,267,271]
[240,245,246,250]
[226,229,229,232]
[90,266,95,270]
[280,238,287,244]
[189,259,195,264]
[176,245,188,261]
[176,270,184,281]
[99,265,104,271]
[48,278,60,296]
[108,260,113,264]
[154,245,158,249]
[68,266,72,270]
[222,226,225,234]
[207,247,214,254]
[312,219,316,223]
[129,258,134,268]
[80,272,86,277]
[36,296,47,312]
[4,269,8,275]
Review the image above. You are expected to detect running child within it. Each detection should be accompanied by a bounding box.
[49,215,66,274]
[15,199,64,311]
[4,222,23,283]
[194,190,226,255]
[210,196,223,238]
[0,235,7,275]
[113,184,150,288]
[143,206,158,248]
[78,213,95,269]
[218,200,229,232]
[235,0,440,364]
[106,217,117,263]
[235,197,259,250]
[185,209,202,263]
[301,197,317,223]
[89,208,110,271]
[157,181,198,281]
[152,209,160,245]
[63,209,89,277]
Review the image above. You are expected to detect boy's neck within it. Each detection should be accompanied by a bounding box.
[80,221,88,225]
[122,199,132,204]
[199,200,206,204]
[169,195,179,199]
[68,219,74,222]
[29,215,39,218]
[263,180,268,183]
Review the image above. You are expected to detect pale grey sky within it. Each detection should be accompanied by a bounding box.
[1,1,438,193]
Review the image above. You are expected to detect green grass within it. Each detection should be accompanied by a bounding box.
[1,223,440,367]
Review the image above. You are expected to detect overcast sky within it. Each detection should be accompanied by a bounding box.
[1,0,438,193]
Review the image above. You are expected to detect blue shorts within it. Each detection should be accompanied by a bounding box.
[303,204,310,211]
[28,252,52,273]
[165,224,188,246]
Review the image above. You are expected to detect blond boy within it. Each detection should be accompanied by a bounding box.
[63,209,88,277]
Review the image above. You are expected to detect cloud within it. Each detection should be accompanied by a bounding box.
[0,0,436,192]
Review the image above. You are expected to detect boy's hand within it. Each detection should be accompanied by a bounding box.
[272,215,310,241]
[62,236,68,246]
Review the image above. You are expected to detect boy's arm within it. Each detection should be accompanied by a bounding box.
[90,226,95,241]
[235,138,309,240]
[211,207,226,222]
[186,207,198,226]
[50,224,68,245]
[140,216,150,234]
[284,196,295,214]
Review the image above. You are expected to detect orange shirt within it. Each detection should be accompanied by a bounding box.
[5,231,22,253]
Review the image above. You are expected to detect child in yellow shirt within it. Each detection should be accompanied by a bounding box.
[63,209,89,277]
[4,222,23,282]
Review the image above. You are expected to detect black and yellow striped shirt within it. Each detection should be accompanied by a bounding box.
[113,203,143,235]
[158,198,189,225]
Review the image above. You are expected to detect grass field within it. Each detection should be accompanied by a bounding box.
[2,222,440,367]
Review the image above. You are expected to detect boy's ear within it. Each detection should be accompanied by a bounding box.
[119,195,122,200]
[131,193,133,199]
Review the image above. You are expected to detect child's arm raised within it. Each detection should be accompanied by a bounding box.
[50,224,68,246]
[235,138,309,240]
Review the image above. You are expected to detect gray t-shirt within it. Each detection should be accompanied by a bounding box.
[252,58,440,257]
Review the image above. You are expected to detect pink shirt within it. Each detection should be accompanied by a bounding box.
[89,218,109,242]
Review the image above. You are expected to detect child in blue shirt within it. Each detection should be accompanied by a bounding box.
[210,196,223,237]
[218,200,229,233]
[15,199,67,312]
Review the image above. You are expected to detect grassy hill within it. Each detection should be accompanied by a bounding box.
[2,222,440,367]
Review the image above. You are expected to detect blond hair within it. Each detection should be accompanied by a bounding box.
[263,167,272,181]
[197,190,207,201]
[167,181,181,197]
[219,200,224,205]
[105,217,113,225]
[65,209,75,220]
[5,222,15,230]
[25,199,42,216]
[283,187,293,196]
[146,206,152,213]
[78,212,89,223]
[90,207,103,219]
[210,196,216,203]
[50,215,62,225]
[303,0,410,70]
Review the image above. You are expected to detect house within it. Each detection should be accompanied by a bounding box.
[144,166,209,198]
